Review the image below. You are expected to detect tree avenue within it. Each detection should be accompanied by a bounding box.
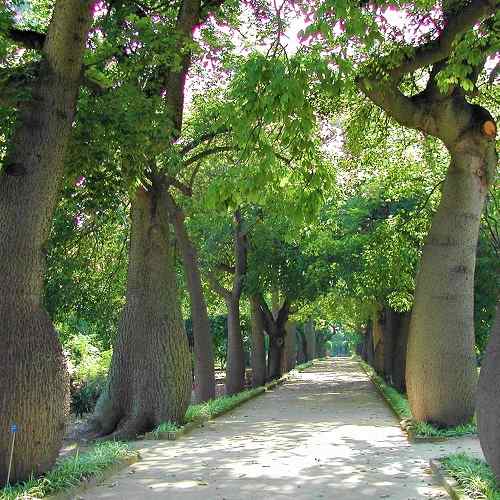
[0,0,498,490]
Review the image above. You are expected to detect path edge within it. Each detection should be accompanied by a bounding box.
[46,454,140,500]
[145,364,305,441]
[429,459,472,500]
[356,358,446,443]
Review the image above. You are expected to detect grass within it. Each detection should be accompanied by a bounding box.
[441,453,500,499]
[295,361,314,372]
[0,441,137,500]
[184,387,265,423]
[150,421,181,437]
[357,357,477,438]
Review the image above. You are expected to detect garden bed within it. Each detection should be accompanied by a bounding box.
[431,453,500,500]
[356,357,476,441]
[0,442,139,500]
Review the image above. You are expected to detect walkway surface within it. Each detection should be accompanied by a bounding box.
[80,358,483,500]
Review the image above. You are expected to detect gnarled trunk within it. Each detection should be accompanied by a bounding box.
[225,297,246,395]
[0,1,92,484]
[92,187,191,439]
[250,295,266,387]
[477,303,500,482]
[165,193,215,402]
[407,133,495,426]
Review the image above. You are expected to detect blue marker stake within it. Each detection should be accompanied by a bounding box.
[6,424,17,486]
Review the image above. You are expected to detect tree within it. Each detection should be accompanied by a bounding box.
[0,0,94,483]
[477,303,500,482]
[303,0,498,425]
[206,209,248,394]
[92,0,211,437]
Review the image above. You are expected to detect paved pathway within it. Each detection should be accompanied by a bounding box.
[80,358,483,500]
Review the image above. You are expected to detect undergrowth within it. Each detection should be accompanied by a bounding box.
[0,441,136,500]
[441,453,500,499]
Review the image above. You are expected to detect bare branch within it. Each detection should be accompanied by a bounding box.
[179,127,229,155]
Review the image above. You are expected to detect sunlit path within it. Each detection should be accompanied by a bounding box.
[80,358,483,499]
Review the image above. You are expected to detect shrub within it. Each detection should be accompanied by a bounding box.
[64,334,112,415]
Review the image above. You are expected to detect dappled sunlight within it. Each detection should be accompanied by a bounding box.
[80,358,482,499]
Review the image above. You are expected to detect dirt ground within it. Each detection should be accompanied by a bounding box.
[78,358,484,499]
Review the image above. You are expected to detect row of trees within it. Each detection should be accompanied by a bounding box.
[1,0,498,486]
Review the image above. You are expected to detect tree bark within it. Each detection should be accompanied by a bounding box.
[477,303,500,482]
[225,297,246,394]
[364,321,375,367]
[164,192,215,402]
[304,319,316,361]
[92,186,191,439]
[250,295,267,387]
[283,321,297,372]
[406,128,496,425]
[392,311,411,393]
[0,0,92,484]
[296,327,307,364]
[372,311,385,376]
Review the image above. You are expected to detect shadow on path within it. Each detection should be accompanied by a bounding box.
[80,357,483,500]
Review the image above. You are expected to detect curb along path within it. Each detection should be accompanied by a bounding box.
[79,358,483,499]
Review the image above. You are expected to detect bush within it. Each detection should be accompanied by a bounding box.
[64,334,112,416]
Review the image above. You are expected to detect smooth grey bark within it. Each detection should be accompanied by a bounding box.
[250,295,267,387]
[164,192,215,402]
[361,63,497,425]
[406,127,495,425]
[477,303,500,482]
[0,0,92,484]
[92,186,192,439]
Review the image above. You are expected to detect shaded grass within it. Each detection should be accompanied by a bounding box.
[0,441,136,500]
[184,386,265,423]
[295,361,314,372]
[357,357,476,438]
[441,453,500,499]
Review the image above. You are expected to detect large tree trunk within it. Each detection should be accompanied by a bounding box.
[0,1,92,484]
[477,303,500,482]
[406,136,495,426]
[225,297,246,395]
[268,335,284,379]
[392,311,411,392]
[250,295,266,387]
[165,193,215,402]
[92,186,191,439]
[304,320,316,361]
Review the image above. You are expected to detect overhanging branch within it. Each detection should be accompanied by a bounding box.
[7,28,45,50]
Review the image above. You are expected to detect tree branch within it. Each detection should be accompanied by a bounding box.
[163,175,192,197]
[179,127,229,155]
[206,270,232,300]
[7,28,45,50]
[389,0,498,81]
[183,145,234,168]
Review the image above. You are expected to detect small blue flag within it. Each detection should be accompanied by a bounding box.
[10,424,17,433]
